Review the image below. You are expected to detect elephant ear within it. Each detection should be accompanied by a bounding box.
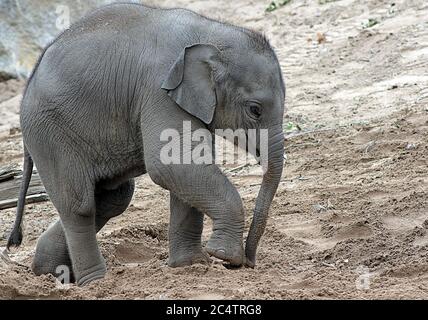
[161,44,221,125]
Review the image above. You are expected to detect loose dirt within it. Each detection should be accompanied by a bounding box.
[0,0,427,299]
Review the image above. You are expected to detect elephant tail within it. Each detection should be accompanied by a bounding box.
[7,146,34,249]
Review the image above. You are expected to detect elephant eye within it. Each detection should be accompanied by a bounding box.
[248,103,262,119]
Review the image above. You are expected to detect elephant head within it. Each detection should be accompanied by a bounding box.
[162,35,285,267]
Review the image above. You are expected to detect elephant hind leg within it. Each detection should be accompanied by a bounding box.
[94,179,135,229]
[31,220,74,283]
[32,179,135,283]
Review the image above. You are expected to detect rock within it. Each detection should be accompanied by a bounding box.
[0,0,136,79]
[0,70,15,82]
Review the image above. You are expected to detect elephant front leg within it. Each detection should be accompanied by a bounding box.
[148,163,245,266]
[168,193,210,267]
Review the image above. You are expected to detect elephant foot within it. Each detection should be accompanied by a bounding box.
[76,263,107,286]
[205,233,244,266]
[32,221,75,283]
[32,251,75,283]
[168,247,211,267]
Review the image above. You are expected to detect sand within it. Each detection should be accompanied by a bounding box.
[0,0,427,299]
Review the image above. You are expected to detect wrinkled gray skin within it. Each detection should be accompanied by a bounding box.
[8,3,285,286]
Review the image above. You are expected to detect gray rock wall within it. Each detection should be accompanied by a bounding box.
[0,0,138,79]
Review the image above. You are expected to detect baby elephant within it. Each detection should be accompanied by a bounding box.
[7,3,285,285]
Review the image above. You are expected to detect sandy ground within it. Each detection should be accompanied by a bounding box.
[0,0,428,299]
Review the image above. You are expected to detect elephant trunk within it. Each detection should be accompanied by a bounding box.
[245,124,284,267]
